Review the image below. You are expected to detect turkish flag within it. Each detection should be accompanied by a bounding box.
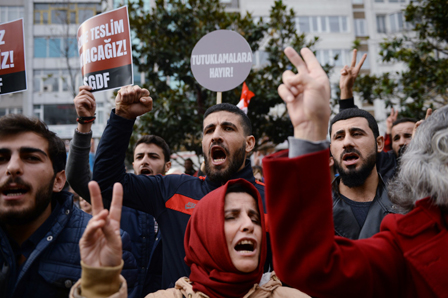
[237,82,255,114]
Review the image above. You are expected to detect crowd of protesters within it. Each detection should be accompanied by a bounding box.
[0,46,447,298]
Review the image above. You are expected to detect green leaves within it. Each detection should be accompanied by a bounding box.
[354,0,448,119]
[126,0,330,163]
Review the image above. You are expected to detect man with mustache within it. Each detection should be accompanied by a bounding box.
[337,50,417,183]
[0,114,137,298]
[91,85,265,289]
[329,108,396,239]
[265,46,448,298]
[67,86,171,295]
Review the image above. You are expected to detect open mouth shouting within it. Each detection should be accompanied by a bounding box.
[234,238,257,256]
[210,145,228,166]
[342,150,361,166]
[1,183,30,200]
[139,167,153,176]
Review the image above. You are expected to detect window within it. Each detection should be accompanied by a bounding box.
[34,3,101,24]
[315,49,351,67]
[297,16,310,33]
[0,107,23,116]
[354,19,367,36]
[376,15,387,33]
[296,16,349,33]
[34,102,103,125]
[329,16,340,32]
[0,6,24,23]
[43,104,78,125]
[96,102,104,125]
[34,37,78,58]
[33,69,78,93]
[390,12,404,32]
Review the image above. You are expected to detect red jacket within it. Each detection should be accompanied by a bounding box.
[263,148,448,298]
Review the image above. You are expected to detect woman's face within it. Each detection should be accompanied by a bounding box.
[224,192,262,273]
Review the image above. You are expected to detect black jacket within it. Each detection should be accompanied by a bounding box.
[332,175,396,239]
[92,110,269,289]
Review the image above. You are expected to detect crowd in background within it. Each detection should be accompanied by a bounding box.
[0,47,447,298]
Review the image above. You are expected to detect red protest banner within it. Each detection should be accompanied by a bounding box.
[77,6,133,92]
[0,19,27,95]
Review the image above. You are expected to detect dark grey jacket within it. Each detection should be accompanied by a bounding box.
[332,176,396,239]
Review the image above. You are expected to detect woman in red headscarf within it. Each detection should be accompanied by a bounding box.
[70,180,309,298]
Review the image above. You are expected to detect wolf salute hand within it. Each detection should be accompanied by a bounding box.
[115,85,153,120]
[277,47,331,142]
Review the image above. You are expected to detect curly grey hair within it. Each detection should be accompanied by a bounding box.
[388,105,448,214]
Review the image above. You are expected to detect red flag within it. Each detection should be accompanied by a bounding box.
[237,82,255,114]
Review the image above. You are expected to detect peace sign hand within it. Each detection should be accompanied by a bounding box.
[79,182,123,268]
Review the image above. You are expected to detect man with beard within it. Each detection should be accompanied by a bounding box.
[66,86,171,295]
[387,116,417,157]
[329,108,396,239]
[91,85,265,289]
[265,46,448,298]
[0,114,137,298]
[337,50,419,182]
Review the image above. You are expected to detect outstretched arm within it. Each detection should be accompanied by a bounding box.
[92,85,159,212]
[338,49,367,111]
[264,47,404,297]
[340,49,367,100]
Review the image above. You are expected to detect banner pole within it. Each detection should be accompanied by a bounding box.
[217,92,222,104]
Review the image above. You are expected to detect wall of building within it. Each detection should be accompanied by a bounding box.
[0,0,410,138]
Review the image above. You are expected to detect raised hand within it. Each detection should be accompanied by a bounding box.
[74,86,96,133]
[386,107,398,134]
[278,47,331,141]
[74,86,96,117]
[115,85,153,119]
[79,182,123,268]
[340,49,367,99]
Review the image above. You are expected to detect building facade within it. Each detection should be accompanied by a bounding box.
[0,0,409,139]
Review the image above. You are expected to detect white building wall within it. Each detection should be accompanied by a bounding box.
[241,0,410,135]
[1,0,411,138]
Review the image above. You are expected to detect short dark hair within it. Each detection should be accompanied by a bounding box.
[329,108,379,139]
[134,135,171,162]
[392,117,418,129]
[203,103,252,136]
[0,114,66,174]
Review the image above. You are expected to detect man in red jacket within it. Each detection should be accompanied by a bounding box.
[264,46,448,298]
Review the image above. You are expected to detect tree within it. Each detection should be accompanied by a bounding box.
[127,0,326,164]
[353,0,448,119]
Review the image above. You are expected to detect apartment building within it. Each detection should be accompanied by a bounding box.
[0,0,409,138]
[0,0,116,140]
[241,0,409,132]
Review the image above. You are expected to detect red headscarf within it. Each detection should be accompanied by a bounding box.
[184,179,267,298]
